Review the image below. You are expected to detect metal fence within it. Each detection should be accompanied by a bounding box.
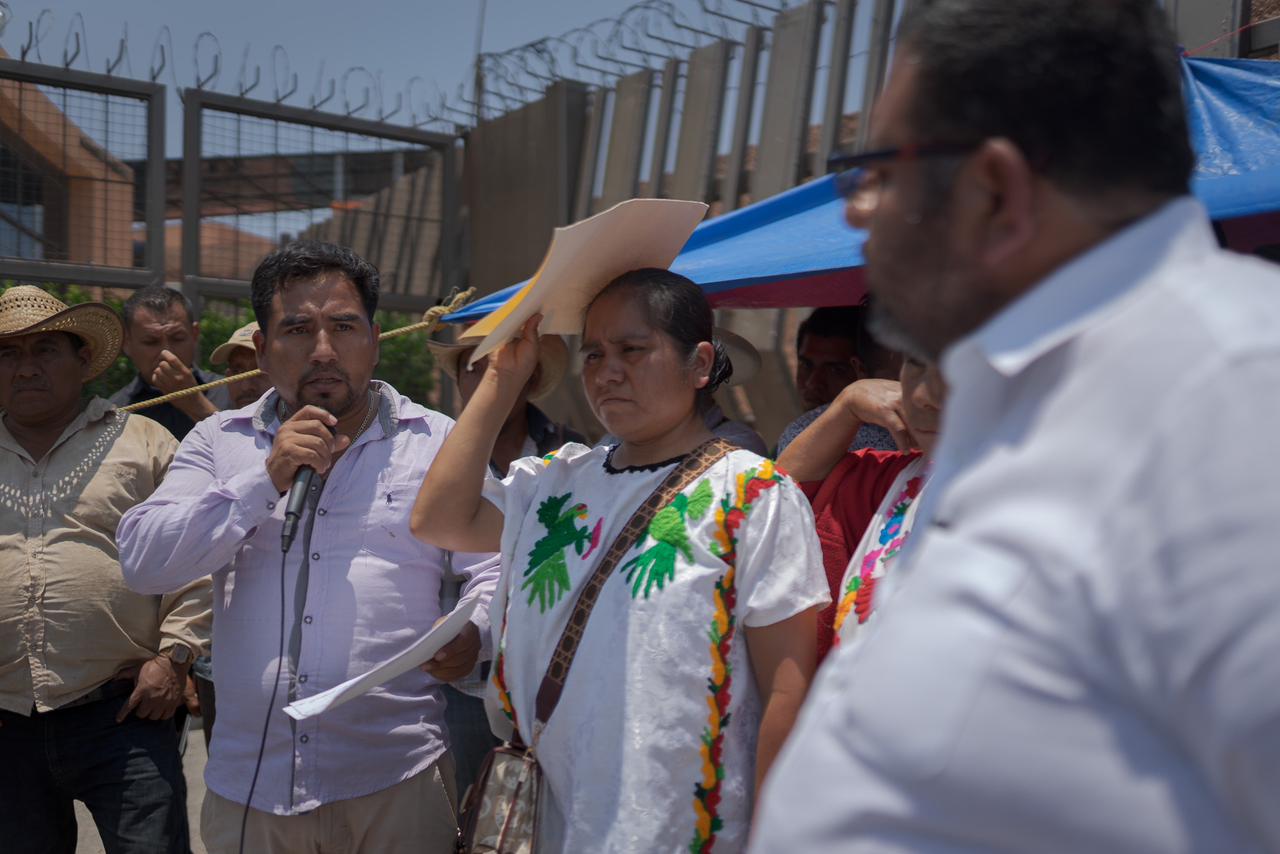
[0,30,462,316]
[180,90,458,314]
[0,57,164,289]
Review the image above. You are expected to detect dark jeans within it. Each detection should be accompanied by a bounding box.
[442,685,500,800]
[192,656,215,751]
[0,687,190,854]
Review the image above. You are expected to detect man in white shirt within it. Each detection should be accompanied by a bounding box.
[754,1,1280,851]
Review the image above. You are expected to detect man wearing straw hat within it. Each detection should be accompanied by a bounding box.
[0,285,211,853]
[210,320,273,410]
[117,242,501,853]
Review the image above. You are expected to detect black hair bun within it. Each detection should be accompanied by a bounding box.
[706,338,735,394]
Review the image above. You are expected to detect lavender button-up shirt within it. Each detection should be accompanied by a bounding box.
[118,382,501,814]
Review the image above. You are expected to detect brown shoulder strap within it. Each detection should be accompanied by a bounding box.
[531,437,735,731]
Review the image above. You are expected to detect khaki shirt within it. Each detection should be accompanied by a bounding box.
[0,397,212,714]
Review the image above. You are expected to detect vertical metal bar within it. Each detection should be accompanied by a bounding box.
[404,156,432,297]
[181,88,204,311]
[646,58,680,197]
[720,26,762,213]
[103,93,110,267]
[670,41,732,202]
[366,154,395,279]
[818,0,858,168]
[752,1,823,198]
[572,89,607,219]
[854,0,896,150]
[439,142,459,298]
[145,85,166,285]
[393,160,425,296]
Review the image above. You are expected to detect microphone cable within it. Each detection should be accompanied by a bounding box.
[238,545,289,854]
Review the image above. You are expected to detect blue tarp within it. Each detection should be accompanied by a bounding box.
[446,56,1280,322]
[444,176,860,321]
[1185,56,1280,221]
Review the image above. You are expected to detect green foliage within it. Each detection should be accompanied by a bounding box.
[0,283,436,406]
[374,310,435,404]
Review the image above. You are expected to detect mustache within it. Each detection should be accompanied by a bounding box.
[299,365,350,384]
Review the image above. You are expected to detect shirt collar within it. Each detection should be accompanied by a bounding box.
[945,196,1217,382]
[0,396,118,461]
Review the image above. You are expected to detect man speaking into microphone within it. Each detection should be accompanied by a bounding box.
[118,242,500,853]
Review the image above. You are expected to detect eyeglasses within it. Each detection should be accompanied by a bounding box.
[828,143,979,213]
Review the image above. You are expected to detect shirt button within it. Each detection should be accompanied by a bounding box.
[311,553,320,561]
[317,508,327,516]
[267,501,276,510]
[303,616,313,624]
[299,674,308,683]
[300,734,309,743]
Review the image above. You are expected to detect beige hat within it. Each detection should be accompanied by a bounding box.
[0,285,122,381]
[463,198,708,365]
[210,321,260,365]
[427,330,569,401]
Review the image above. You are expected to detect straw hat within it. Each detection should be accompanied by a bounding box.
[0,286,122,381]
[427,331,569,402]
[210,321,260,365]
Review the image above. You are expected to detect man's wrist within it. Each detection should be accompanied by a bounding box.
[160,642,194,675]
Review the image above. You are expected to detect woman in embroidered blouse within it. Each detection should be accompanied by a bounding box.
[778,356,946,649]
[412,268,828,853]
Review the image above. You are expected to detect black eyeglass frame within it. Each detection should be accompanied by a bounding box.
[827,143,980,198]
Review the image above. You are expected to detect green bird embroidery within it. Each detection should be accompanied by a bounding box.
[523,493,594,613]
[622,479,715,599]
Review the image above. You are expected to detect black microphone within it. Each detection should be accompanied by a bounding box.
[280,415,334,553]
[280,465,315,553]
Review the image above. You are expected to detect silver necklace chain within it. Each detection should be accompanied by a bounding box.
[349,388,379,442]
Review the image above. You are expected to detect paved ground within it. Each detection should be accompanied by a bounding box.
[74,718,208,854]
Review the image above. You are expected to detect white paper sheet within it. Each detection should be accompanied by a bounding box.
[282,598,479,721]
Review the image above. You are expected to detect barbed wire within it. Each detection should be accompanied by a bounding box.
[7,1,787,130]
[471,0,782,121]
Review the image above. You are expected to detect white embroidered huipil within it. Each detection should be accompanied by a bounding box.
[830,456,930,646]
[482,444,828,853]
[754,198,1280,852]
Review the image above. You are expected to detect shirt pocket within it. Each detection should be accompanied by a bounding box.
[832,525,1029,781]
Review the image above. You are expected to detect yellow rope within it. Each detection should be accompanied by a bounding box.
[118,288,475,414]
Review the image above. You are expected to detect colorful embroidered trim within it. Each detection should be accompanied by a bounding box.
[832,472,926,637]
[492,608,518,728]
[690,462,783,853]
[522,493,593,612]
[691,566,736,853]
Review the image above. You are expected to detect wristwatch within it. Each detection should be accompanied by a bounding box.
[164,643,194,669]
